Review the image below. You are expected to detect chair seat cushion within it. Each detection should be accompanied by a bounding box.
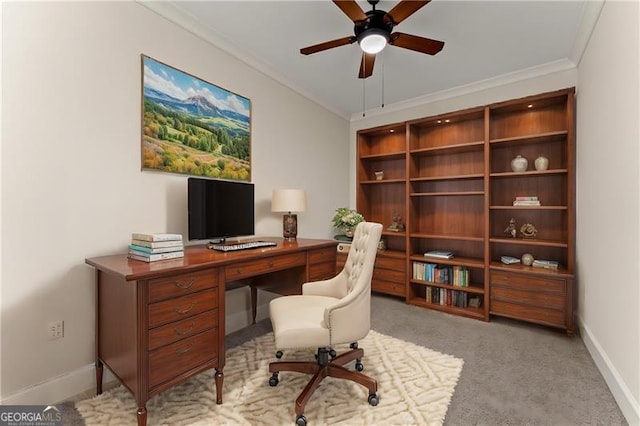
[269,295,338,349]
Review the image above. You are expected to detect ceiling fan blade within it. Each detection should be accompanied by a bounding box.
[332,0,367,22]
[358,53,376,79]
[300,36,356,55]
[387,0,431,25]
[390,32,444,55]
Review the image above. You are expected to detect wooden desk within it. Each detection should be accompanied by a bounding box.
[85,238,337,426]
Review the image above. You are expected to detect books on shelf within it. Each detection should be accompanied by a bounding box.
[532,259,559,270]
[131,232,183,242]
[413,262,469,287]
[513,196,541,206]
[128,233,184,262]
[501,255,521,265]
[423,250,454,259]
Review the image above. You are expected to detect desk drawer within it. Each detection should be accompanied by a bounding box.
[309,247,336,264]
[309,261,335,281]
[148,309,218,351]
[148,289,217,328]
[491,287,564,310]
[225,253,306,281]
[148,328,217,389]
[149,269,218,302]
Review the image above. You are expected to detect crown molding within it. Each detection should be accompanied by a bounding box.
[350,58,577,122]
[569,0,605,66]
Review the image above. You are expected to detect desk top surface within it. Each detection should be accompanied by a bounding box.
[85,237,337,281]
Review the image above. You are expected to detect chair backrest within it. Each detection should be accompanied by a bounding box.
[325,221,382,345]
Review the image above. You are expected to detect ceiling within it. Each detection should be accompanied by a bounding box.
[144,1,592,120]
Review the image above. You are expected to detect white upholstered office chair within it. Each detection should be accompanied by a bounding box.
[268,221,383,426]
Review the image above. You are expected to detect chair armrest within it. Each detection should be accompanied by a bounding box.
[302,270,348,299]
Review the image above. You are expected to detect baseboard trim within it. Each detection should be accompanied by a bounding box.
[0,364,117,405]
[578,316,640,425]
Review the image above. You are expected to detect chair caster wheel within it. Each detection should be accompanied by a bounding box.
[275,351,283,359]
[269,374,279,387]
[296,414,307,426]
[368,393,379,406]
[329,349,337,358]
[350,342,358,349]
[355,361,364,372]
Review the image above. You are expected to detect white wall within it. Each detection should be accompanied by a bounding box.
[0,2,349,403]
[575,1,640,423]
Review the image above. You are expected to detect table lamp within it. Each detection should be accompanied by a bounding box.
[272,189,307,241]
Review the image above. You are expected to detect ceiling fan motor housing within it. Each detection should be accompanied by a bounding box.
[355,9,394,45]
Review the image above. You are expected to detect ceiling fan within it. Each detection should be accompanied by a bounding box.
[300,0,445,79]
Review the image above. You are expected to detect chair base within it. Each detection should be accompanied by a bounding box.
[268,347,378,419]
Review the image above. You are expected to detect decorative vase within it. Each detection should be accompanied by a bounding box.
[511,155,528,172]
[534,155,549,171]
[344,230,354,238]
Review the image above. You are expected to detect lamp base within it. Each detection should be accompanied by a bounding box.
[282,213,298,241]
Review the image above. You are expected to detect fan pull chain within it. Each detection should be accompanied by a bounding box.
[362,77,366,117]
[381,51,385,108]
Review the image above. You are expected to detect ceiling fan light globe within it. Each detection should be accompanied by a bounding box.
[357,27,389,54]
[360,34,387,54]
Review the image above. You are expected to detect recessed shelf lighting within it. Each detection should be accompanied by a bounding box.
[389,129,395,133]
[527,104,533,108]
[445,119,451,123]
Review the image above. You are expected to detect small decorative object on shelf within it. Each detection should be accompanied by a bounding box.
[332,207,365,239]
[504,218,517,238]
[534,154,549,171]
[519,223,538,239]
[510,155,528,172]
[374,171,384,180]
[521,253,534,266]
[424,250,454,259]
[387,212,405,232]
[501,255,520,265]
[532,259,559,270]
[377,239,386,252]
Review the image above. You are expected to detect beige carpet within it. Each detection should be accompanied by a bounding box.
[76,331,463,425]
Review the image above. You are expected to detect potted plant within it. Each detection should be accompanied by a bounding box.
[332,208,365,238]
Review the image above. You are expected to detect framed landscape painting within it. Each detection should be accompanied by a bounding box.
[141,55,251,181]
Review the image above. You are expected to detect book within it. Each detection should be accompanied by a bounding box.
[515,196,538,201]
[424,250,454,259]
[532,259,559,270]
[513,200,541,206]
[501,255,521,265]
[130,239,184,249]
[128,250,184,262]
[128,244,184,254]
[131,232,183,242]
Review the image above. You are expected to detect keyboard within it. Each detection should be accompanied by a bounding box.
[209,240,277,252]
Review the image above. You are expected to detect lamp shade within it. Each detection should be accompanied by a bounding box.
[272,189,307,213]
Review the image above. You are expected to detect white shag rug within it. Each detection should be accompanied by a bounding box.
[76,330,463,425]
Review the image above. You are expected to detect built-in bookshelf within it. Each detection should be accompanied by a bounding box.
[354,88,575,334]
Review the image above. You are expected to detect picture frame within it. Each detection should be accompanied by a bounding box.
[141,55,251,181]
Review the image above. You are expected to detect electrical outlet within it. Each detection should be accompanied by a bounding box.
[48,320,64,339]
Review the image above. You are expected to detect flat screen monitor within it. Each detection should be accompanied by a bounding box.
[188,177,255,241]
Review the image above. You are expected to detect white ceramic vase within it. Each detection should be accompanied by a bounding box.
[510,155,528,172]
[535,155,549,171]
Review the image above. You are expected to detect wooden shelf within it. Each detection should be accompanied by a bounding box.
[410,140,484,156]
[360,151,406,160]
[411,191,484,197]
[490,205,568,210]
[410,173,484,182]
[361,179,405,185]
[489,237,568,248]
[489,130,568,146]
[411,233,484,243]
[489,261,573,277]
[490,169,568,178]
[409,279,485,294]
[410,254,484,268]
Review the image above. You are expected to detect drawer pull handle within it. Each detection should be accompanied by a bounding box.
[175,343,194,355]
[175,302,196,315]
[174,321,196,336]
[174,278,195,289]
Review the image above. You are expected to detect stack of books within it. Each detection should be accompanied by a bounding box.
[128,232,184,262]
[423,250,454,259]
[501,255,521,265]
[513,196,541,206]
[532,259,559,270]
